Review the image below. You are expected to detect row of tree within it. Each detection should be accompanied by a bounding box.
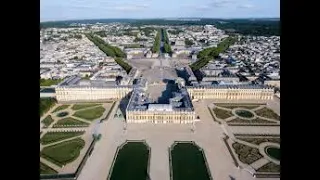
[85,34,132,73]
[152,30,161,53]
[190,36,237,71]
[162,29,172,53]
[86,33,126,58]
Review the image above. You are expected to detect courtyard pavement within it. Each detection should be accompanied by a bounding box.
[77,99,280,180]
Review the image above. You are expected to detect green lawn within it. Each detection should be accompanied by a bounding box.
[40,98,56,116]
[255,108,280,120]
[53,117,89,128]
[41,115,54,127]
[40,162,58,174]
[40,131,85,145]
[109,142,150,180]
[232,142,263,164]
[171,142,211,180]
[40,79,63,86]
[215,103,263,109]
[52,105,70,113]
[71,103,101,110]
[212,107,234,119]
[73,106,105,121]
[40,138,85,167]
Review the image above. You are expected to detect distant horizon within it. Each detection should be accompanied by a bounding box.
[41,0,279,22]
[40,17,280,23]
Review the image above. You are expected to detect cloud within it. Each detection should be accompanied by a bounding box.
[186,0,235,11]
[237,4,254,9]
[112,4,149,11]
[210,0,234,8]
[194,5,211,10]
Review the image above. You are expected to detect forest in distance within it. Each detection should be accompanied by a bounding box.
[40,18,280,36]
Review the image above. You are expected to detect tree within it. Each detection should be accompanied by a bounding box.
[190,36,237,71]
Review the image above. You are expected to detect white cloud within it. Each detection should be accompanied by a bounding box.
[112,4,149,11]
[237,4,254,9]
[210,0,234,8]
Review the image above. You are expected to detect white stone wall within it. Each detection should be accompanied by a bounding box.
[55,87,131,102]
[126,110,195,124]
[187,88,274,100]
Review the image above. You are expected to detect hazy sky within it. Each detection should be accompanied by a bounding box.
[40,0,279,22]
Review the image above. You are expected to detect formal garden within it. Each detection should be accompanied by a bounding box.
[209,103,280,126]
[224,134,280,177]
[40,101,116,176]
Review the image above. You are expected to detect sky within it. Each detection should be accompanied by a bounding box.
[40,0,279,22]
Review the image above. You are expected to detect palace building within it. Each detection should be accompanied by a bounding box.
[187,84,274,100]
[126,79,195,124]
[55,75,131,103]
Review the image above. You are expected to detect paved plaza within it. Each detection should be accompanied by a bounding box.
[78,99,280,180]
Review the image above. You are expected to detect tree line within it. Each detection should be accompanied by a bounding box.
[85,34,132,73]
[162,28,172,54]
[190,36,237,71]
[152,29,161,53]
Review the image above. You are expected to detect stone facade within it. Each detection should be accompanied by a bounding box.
[55,86,131,102]
[126,110,195,124]
[187,86,274,100]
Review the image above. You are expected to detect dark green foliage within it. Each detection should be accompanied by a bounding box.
[109,142,150,180]
[168,29,183,35]
[40,79,63,86]
[94,31,107,37]
[40,162,58,174]
[115,57,132,74]
[185,39,194,47]
[190,36,237,71]
[152,30,161,53]
[85,34,132,73]
[162,29,172,53]
[171,142,211,180]
[85,33,126,58]
[40,98,56,116]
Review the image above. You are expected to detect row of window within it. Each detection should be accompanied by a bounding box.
[127,116,194,120]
